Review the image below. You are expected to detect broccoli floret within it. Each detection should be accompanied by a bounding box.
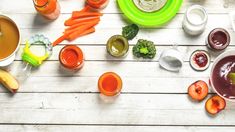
[122,24,139,40]
[132,39,156,59]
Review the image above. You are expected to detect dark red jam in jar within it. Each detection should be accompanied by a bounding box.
[212,56,235,99]
[190,50,210,71]
[194,52,208,67]
[207,28,230,51]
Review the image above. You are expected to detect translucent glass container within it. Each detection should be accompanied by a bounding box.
[33,0,60,20]
[98,72,122,103]
[182,5,208,36]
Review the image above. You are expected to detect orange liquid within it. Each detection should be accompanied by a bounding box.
[34,0,60,20]
[102,75,118,92]
[0,17,19,60]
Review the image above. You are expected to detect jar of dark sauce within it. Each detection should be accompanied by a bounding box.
[207,28,230,51]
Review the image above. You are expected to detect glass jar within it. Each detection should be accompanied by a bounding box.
[98,72,122,102]
[86,0,109,10]
[59,45,85,71]
[206,28,230,51]
[182,5,208,36]
[33,0,60,20]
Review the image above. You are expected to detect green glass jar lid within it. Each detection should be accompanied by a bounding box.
[107,35,129,57]
[117,0,183,27]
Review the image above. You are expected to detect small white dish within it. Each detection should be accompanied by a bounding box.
[159,48,183,72]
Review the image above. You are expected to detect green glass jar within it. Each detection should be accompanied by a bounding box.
[106,35,129,57]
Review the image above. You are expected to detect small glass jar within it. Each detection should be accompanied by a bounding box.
[98,72,122,102]
[33,0,60,20]
[59,45,84,71]
[182,5,208,36]
[86,0,109,10]
[206,28,230,51]
[106,35,129,58]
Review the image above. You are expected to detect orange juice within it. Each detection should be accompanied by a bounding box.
[0,16,20,60]
[33,0,60,20]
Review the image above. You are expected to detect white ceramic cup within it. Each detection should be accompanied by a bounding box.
[0,13,21,67]
[159,48,183,72]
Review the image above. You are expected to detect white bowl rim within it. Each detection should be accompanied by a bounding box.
[0,13,21,65]
[210,50,235,102]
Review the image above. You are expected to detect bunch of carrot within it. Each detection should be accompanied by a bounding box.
[52,6,103,46]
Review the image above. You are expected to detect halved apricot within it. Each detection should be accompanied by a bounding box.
[188,80,208,101]
[205,95,226,115]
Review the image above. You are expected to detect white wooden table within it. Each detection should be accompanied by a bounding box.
[1,0,235,131]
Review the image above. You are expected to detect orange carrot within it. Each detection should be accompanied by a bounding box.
[52,34,69,47]
[64,16,100,26]
[68,26,95,41]
[79,27,95,37]
[72,12,102,19]
[65,18,100,32]
[68,27,95,41]
[64,20,99,35]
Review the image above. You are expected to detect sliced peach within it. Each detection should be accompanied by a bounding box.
[205,95,226,115]
[188,80,208,101]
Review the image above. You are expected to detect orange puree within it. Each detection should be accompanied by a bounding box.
[33,0,60,20]
[59,45,84,70]
[98,72,122,96]
[0,16,19,60]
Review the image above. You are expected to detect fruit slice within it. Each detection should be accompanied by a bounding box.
[0,69,19,93]
[228,72,235,85]
[190,50,210,71]
[205,95,226,115]
[188,80,208,101]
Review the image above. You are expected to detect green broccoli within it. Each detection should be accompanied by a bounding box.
[132,39,156,59]
[122,24,139,40]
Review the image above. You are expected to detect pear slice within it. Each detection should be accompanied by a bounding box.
[228,72,235,85]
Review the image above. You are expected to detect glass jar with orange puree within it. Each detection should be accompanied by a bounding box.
[59,45,84,71]
[86,0,109,10]
[33,0,60,20]
[98,72,122,102]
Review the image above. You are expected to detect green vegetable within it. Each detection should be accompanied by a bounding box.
[132,39,156,59]
[122,24,139,40]
[228,73,235,85]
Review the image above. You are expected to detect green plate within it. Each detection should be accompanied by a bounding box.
[117,0,183,27]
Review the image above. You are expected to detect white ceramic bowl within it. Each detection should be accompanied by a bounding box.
[0,13,21,67]
[210,50,235,102]
[159,48,183,72]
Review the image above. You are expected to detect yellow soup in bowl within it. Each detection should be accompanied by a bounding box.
[0,15,20,60]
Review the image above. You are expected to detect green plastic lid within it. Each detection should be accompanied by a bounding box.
[117,0,183,27]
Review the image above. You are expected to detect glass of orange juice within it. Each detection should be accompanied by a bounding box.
[33,0,60,20]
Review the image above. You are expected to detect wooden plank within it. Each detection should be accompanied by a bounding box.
[0,125,234,132]
[0,77,209,93]
[5,61,211,78]
[0,93,234,125]
[18,28,235,46]
[7,13,230,29]
[1,0,235,14]
[14,45,235,61]
[4,13,232,45]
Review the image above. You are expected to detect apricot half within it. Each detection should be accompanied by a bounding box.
[188,80,208,101]
[205,95,226,115]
